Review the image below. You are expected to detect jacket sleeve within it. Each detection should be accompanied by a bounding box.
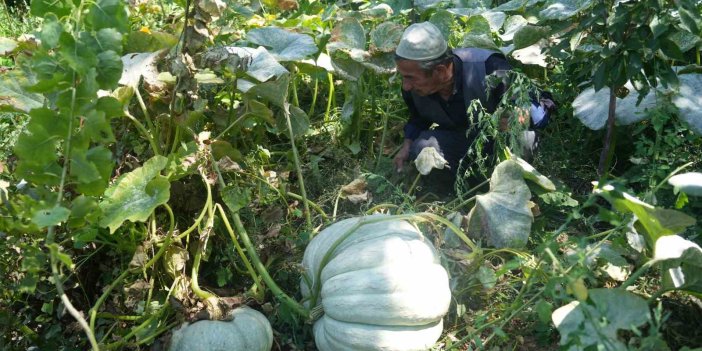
[401,89,431,140]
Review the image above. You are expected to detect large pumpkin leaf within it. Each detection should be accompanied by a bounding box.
[513,25,551,50]
[369,22,403,54]
[0,70,44,113]
[668,172,702,197]
[594,184,696,246]
[668,31,701,53]
[673,73,702,136]
[499,15,528,42]
[242,47,288,82]
[654,235,702,294]
[461,34,500,51]
[246,27,317,62]
[539,0,594,20]
[247,74,290,108]
[466,160,533,248]
[511,41,548,67]
[99,155,170,233]
[552,289,649,351]
[481,11,507,33]
[573,82,657,130]
[328,18,366,52]
[86,0,129,33]
[119,51,165,90]
[276,103,309,138]
[513,157,555,191]
[429,9,454,40]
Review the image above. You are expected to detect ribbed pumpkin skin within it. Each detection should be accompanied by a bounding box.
[169,306,273,351]
[301,215,451,351]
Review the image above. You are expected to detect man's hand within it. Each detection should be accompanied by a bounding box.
[394,139,413,173]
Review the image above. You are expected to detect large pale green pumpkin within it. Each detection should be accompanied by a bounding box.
[169,306,273,351]
[301,215,451,351]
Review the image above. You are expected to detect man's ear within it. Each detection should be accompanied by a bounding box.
[435,62,453,79]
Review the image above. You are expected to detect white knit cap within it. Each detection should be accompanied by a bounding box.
[395,22,448,61]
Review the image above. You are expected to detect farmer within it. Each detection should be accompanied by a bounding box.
[393,22,554,192]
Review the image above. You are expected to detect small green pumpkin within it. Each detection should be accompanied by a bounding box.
[169,306,273,351]
[301,215,451,351]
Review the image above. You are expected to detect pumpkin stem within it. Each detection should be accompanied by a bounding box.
[221,207,311,319]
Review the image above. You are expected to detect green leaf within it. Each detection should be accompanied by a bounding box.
[99,156,170,233]
[221,186,252,213]
[277,103,309,138]
[69,195,100,228]
[654,235,702,294]
[460,34,499,51]
[96,50,124,89]
[328,17,366,52]
[513,157,555,191]
[552,289,649,350]
[59,32,97,76]
[481,11,507,33]
[369,22,404,54]
[463,15,492,37]
[493,0,526,11]
[87,0,129,33]
[513,25,550,50]
[39,14,63,49]
[499,15,528,42]
[72,146,113,195]
[535,299,553,324]
[668,172,702,197]
[673,74,702,136]
[330,56,366,81]
[0,37,18,55]
[466,160,533,248]
[668,30,701,53]
[594,184,696,246]
[0,70,44,113]
[247,74,290,108]
[96,28,123,53]
[539,0,593,20]
[244,47,289,82]
[246,27,318,62]
[84,110,116,144]
[32,206,71,228]
[477,265,497,289]
[660,38,685,61]
[48,243,75,269]
[15,108,66,165]
[429,9,454,40]
[125,30,178,53]
[31,0,73,17]
[72,228,98,248]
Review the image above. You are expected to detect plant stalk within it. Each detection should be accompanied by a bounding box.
[283,103,312,229]
[597,88,618,176]
[229,211,310,318]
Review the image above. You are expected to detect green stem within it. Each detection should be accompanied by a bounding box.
[134,87,157,143]
[286,191,328,221]
[308,77,318,118]
[375,107,389,172]
[291,71,299,107]
[215,204,264,300]
[229,211,310,319]
[621,260,656,290]
[407,172,421,196]
[283,103,312,229]
[104,303,169,350]
[191,228,216,300]
[124,111,161,156]
[46,65,100,350]
[324,72,334,122]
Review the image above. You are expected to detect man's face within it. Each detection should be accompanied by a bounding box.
[396,59,444,96]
